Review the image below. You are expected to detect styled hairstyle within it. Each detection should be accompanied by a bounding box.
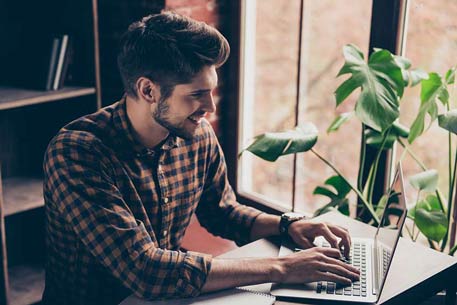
[117,11,230,99]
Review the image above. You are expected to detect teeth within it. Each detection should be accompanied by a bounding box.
[189,115,202,122]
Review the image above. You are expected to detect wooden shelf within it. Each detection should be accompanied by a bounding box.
[8,264,45,305]
[0,86,96,111]
[2,178,44,217]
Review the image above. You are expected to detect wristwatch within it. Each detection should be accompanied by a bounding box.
[279,212,306,239]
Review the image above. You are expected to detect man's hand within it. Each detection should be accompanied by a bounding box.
[288,220,352,258]
[275,247,360,285]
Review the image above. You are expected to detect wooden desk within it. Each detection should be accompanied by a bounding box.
[121,211,457,304]
[220,212,457,305]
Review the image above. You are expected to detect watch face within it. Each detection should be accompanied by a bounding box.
[283,212,304,221]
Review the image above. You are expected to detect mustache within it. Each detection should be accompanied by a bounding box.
[190,111,206,117]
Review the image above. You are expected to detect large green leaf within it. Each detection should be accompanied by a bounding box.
[415,208,448,242]
[240,123,318,162]
[408,73,448,143]
[445,67,456,85]
[409,195,447,242]
[438,110,457,135]
[335,44,404,132]
[375,193,389,218]
[392,54,428,87]
[365,122,409,150]
[313,175,351,217]
[409,68,429,87]
[415,210,448,242]
[327,112,354,133]
[409,170,439,192]
[408,194,441,219]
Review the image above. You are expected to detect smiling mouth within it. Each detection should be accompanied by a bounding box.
[188,113,205,124]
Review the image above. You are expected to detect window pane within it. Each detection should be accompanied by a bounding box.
[294,0,372,213]
[398,0,457,204]
[238,0,301,209]
[238,0,372,212]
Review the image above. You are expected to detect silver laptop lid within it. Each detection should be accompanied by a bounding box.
[373,162,407,300]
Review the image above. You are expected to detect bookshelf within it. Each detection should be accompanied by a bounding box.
[0,0,101,304]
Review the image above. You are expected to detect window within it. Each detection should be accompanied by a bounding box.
[236,0,372,213]
[398,0,457,204]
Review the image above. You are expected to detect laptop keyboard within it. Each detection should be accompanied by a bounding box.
[382,247,391,275]
[296,241,368,297]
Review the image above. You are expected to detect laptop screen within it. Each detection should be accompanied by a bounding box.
[373,163,407,298]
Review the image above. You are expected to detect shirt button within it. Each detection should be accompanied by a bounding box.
[162,230,168,237]
[163,197,169,204]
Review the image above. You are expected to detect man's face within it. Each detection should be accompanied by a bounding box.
[152,65,218,139]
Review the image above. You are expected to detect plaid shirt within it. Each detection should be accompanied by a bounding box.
[42,97,262,305]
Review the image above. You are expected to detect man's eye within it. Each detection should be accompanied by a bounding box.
[190,93,203,99]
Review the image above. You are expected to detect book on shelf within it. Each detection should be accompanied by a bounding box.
[52,34,71,90]
[1,34,72,91]
[45,37,61,91]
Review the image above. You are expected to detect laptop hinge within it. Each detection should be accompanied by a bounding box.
[372,243,378,295]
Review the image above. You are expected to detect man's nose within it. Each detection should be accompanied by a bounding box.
[202,93,216,113]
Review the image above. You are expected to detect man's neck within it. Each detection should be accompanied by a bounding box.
[125,96,169,149]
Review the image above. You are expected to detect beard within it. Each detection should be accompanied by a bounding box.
[152,98,196,140]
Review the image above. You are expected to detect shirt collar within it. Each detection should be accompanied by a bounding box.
[112,96,179,158]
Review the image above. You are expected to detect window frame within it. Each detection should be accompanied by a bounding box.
[221,0,410,215]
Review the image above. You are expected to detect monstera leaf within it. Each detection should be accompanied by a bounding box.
[240,123,318,162]
[334,44,407,132]
[409,195,448,242]
[438,109,457,135]
[313,175,351,217]
[409,170,439,192]
[408,72,451,143]
[327,112,354,133]
[365,121,410,150]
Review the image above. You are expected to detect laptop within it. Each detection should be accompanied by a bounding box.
[271,163,408,303]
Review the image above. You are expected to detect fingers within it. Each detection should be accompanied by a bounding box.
[315,271,353,285]
[327,224,351,257]
[316,248,360,276]
[315,223,340,251]
[317,247,343,259]
[322,256,360,276]
[314,222,351,258]
[295,237,314,249]
[317,263,359,282]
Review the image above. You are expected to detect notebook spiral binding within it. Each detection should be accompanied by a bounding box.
[236,287,276,300]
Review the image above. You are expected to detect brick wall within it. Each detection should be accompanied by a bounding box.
[165,0,223,136]
[165,0,238,255]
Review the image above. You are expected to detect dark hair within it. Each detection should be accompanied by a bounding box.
[117,11,230,99]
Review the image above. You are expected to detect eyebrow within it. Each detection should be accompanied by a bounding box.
[190,89,211,95]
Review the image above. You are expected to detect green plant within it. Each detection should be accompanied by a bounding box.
[239,44,457,255]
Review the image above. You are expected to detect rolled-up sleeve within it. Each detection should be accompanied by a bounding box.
[44,132,212,299]
[195,126,263,246]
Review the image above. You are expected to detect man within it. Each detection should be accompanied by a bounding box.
[42,12,359,305]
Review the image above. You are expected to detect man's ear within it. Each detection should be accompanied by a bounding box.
[136,77,160,104]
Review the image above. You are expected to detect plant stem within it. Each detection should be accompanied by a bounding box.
[449,161,457,251]
[442,145,457,252]
[311,148,380,225]
[412,189,421,239]
[367,128,391,204]
[413,228,421,242]
[358,126,367,191]
[427,239,438,251]
[404,224,414,239]
[398,139,427,171]
[398,139,447,214]
[450,244,457,256]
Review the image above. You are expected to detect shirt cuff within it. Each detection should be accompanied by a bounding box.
[234,207,263,247]
[175,251,212,297]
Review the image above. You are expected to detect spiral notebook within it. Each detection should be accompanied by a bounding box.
[119,288,275,305]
